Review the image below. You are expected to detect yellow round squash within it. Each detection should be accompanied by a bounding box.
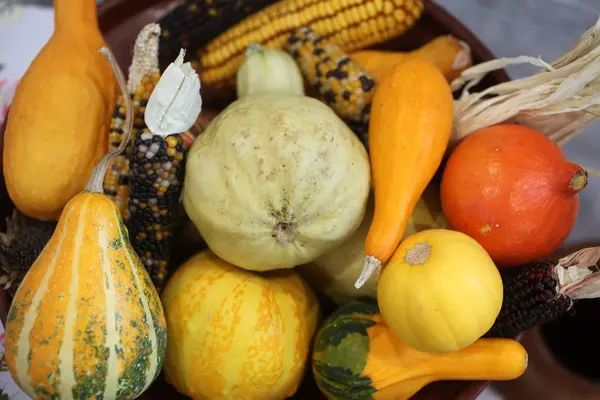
[161,250,321,400]
[377,229,503,354]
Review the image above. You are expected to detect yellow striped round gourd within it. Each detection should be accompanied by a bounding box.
[4,47,167,400]
[161,250,321,400]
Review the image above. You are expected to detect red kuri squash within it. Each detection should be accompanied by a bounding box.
[441,124,587,267]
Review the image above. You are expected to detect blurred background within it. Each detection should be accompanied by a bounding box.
[1,1,600,399]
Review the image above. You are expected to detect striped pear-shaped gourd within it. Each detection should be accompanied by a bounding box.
[4,192,167,399]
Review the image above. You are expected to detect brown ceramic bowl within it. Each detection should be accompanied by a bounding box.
[0,1,515,399]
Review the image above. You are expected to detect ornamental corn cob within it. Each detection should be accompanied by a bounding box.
[103,24,161,220]
[127,130,187,289]
[0,210,56,295]
[126,30,200,290]
[157,0,278,72]
[486,262,573,339]
[103,73,160,219]
[198,0,425,88]
[287,26,375,145]
[486,247,600,339]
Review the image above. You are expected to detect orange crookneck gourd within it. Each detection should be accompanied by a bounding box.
[354,59,454,289]
[3,0,117,221]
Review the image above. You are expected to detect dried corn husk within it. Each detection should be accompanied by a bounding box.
[451,17,600,147]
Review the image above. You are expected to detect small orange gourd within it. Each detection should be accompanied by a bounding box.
[350,35,473,83]
[4,49,167,400]
[3,0,117,221]
[355,59,454,289]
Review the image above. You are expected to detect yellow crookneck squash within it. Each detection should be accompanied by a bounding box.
[313,298,527,400]
[161,250,321,400]
[3,0,117,221]
[4,49,166,400]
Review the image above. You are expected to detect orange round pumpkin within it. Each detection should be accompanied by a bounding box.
[440,124,587,267]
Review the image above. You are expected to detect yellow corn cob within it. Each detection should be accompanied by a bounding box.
[103,73,161,219]
[287,26,375,145]
[198,0,424,88]
[103,95,128,202]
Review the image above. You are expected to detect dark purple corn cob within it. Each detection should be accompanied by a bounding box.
[486,247,600,338]
[486,262,573,338]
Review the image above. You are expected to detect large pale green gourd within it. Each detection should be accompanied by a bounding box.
[183,43,371,272]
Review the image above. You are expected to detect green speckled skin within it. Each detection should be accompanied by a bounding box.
[312,297,379,400]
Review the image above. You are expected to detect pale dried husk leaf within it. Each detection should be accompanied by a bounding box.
[554,246,600,300]
[451,17,600,147]
[127,23,160,92]
[144,49,202,137]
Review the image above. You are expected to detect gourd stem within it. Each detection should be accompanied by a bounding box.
[273,222,297,244]
[569,170,588,193]
[85,47,134,194]
[245,42,264,56]
[355,255,382,289]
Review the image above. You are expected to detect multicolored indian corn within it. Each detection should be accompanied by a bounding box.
[157,0,278,72]
[104,23,188,289]
[287,26,376,145]
[127,127,187,289]
[103,72,161,220]
[197,0,425,88]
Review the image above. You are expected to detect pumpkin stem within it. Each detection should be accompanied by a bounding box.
[85,47,134,194]
[555,246,600,300]
[273,222,298,244]
[355,255,382,289]
[569,170,588,193]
